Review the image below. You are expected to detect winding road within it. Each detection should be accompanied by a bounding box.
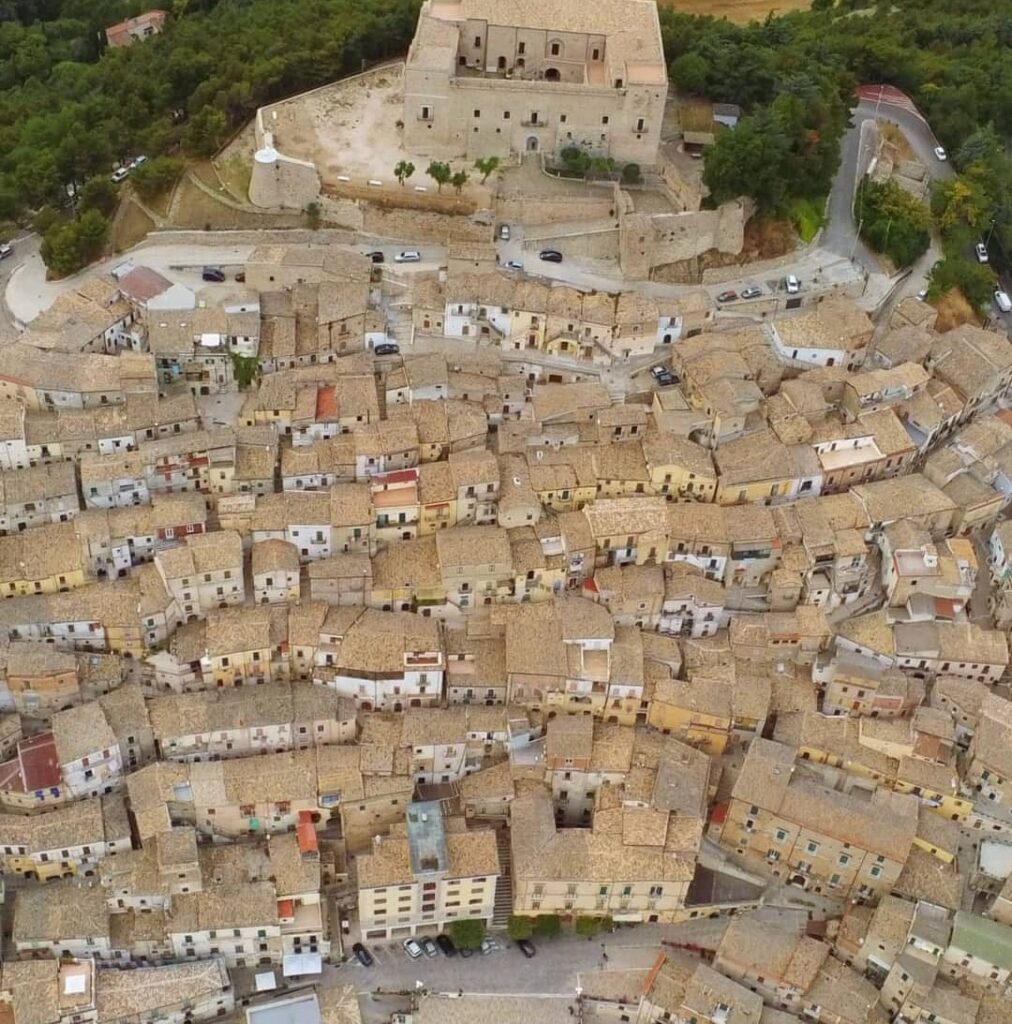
[823,87,954,274]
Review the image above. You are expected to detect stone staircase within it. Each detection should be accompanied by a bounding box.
[492,827,513,929]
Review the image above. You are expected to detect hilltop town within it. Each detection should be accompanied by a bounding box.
[1,2,1012,1024]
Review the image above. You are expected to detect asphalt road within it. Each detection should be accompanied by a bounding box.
[823,92,954,274]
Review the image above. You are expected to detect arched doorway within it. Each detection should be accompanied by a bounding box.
[497,55,506,71]
[526,136,539,152]
[516,57,525,70]
[545,67,560,81]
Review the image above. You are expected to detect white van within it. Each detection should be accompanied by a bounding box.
[996,289,1012,314]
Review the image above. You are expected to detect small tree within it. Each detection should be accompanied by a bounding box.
[229,352,259,389]
[426,161,452,192]
[506,915,534,941]
[449,918,486,950]
[394,160,415,186]
[131,157,184,201]
[304,201,322,230]
[575,915,613,938]
[450,169,468,194]
[473,156,500,183]
[532,914,562,939]
[560,146,591,176]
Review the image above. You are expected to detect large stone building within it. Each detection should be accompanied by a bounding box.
[403,0,667,165]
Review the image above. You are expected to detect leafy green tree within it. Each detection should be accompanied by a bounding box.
[131,157,185,201]
[703,114,790,213]
[928,256,996,312]
[506,915,534,941]
[394,160,415,186]
[856,178,931,268]
[449,918,486,950]
[532,915,562,939]
[473,156,500,183]
[229,352,259,389]
[670,52,710,96]
[621,163,642,185]
[575,915,613,937]
[183,107,228,157]
[559,146,591,176]
[450,169,468,193]
[426,161,452,192]
[78,176,118,216]
[40,208,108,277]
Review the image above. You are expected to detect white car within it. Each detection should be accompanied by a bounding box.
[785,274,800,294]
[916,288,928,301]
[933,146,947,161]
[129,155,148,170]
[504,259,523,271]
[110,167,129,184]
[402,938,424,959]
[394,250,421,263]
[996,290,1012,314]
[0,243,12,260]
[975,242,989,264]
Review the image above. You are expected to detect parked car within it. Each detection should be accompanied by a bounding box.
[996,289,1012,314]
[365,250,385,263]
[498,224,511,241]
[480,937,499,955]
[785,274,800,294]
[504,260,524,271]
[0,243,12,260]
[420,937,439,958]
[933,146,947,161]
[110,167,130,184]
[234,271,245,283]
[374,343,400,356]
[656,371,676,387]
[201,267,226,282]
[716,290,737,303]
[516,939,537,958]
[916,287,929,301]
[650,365,669,380]
[394,250,421,263]
[538,250,563,263]
[402,938,424,959]
[975,242,989,263]
[128,155,148,170]
[435,934,457,957]
[352,943,374,967]
[740,285,762,300]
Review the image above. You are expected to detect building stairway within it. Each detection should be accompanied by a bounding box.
[492,826,513,928]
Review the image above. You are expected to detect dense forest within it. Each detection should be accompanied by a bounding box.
[659,0,1012,298]
[0,0,1010,293]
[0,0,422,223]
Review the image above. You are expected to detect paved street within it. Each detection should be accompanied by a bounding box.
[824,91,954,277]
[326,917,734,1001]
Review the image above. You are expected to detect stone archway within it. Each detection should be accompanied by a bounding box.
[526,135,539,152]
[545,67,561,81]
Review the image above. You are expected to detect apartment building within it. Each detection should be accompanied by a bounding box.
[52,701,123,798]
[13,880,112,959]
[0,461,80,535]
[0,793,131,880]
[357,800,499,940]
[0,521,90,598]
[154,531,244,619]
[251,539,301,605]
[326,609,444,710]
[720,738,918,900]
